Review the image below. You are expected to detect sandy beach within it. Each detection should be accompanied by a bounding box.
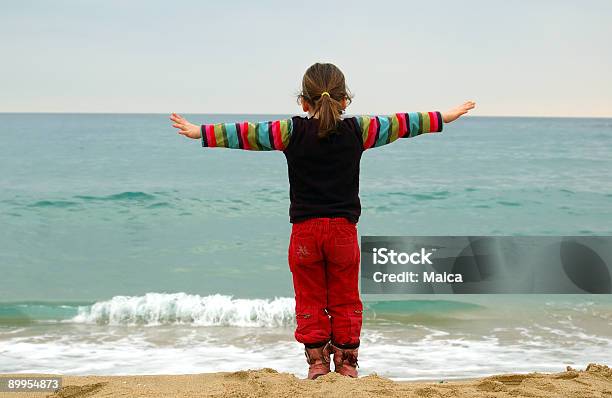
[1,363,609,398]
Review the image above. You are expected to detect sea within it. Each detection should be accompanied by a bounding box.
[1,113,611,380]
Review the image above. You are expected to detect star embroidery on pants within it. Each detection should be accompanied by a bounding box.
[297,244,310,258]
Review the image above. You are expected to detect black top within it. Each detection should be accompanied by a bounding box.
[283,116,363,224]
[200,111,443,224]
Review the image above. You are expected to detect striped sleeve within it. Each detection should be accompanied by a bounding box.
[201,118,293,151]
[354,111,443,150]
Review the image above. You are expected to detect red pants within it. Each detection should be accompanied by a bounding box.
[288,217,363,348]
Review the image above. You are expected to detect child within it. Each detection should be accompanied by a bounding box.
[170,63,475,379]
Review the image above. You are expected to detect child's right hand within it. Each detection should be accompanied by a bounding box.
[170,113,201,139]
[442,101,476,123]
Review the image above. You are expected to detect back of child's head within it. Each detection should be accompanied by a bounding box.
[299,63,352,138]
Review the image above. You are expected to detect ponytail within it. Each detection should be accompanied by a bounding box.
[313,92,343,138]
[299,63,353,139]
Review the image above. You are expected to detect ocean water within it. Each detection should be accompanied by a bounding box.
[0,113,611,380]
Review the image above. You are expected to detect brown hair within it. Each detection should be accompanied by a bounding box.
[298,63,353,138]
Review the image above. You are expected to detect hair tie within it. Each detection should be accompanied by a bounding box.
[320,91,330,98]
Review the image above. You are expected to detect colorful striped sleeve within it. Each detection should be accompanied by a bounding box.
[354,111,443,150]
[201,118,293,151]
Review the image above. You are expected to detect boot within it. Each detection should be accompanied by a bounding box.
[330,343,358,378]
[304,342,331,380]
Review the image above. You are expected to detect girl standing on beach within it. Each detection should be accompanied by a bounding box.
[170,63,475,379]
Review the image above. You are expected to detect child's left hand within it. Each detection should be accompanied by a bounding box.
[170,113,201,139]
[442,101,476,123]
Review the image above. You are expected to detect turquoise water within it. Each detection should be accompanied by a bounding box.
[0,114,611,378]
[1,114,611,301]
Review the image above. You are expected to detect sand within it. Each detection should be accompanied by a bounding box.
[1,363,610,398]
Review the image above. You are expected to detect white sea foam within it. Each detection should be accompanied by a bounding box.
[1,326,611,380]
[2,293,611,379]
[70,293,296,327]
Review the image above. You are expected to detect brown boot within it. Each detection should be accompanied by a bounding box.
[305,342,331,380]
[330,343,358,378]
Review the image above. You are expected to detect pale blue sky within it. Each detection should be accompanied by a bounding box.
[1,0,611,116]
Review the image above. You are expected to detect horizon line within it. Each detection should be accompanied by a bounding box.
[0,112,611,119]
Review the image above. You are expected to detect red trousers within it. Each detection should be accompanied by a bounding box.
[288,217,363,348]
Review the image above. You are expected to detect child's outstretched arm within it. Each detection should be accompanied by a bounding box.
[170,113,292,151]
[355,101,475,150]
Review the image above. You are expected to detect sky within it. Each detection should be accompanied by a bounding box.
[1,0,611,117]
